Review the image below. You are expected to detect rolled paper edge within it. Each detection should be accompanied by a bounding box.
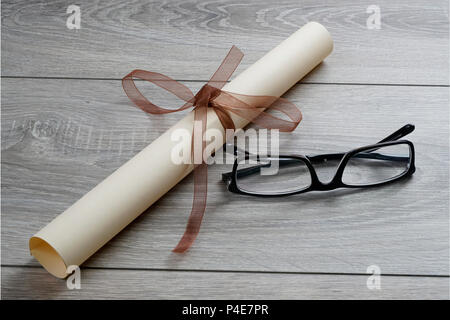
[29,236,68,278]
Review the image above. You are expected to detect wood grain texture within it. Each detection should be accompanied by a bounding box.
[2,78,448,277]
[2,266,448,299]
[1,0,449,85]
[2,0,449,300]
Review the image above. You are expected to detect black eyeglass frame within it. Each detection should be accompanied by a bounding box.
[222,124,416,197]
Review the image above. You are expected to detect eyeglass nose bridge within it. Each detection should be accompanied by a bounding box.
[304,154,347,192]
[313,180,339,191]
[307,172,342,191]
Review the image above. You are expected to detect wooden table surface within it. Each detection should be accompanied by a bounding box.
[1,0,449,299]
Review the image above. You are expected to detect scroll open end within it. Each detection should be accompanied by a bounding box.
[29,237,68,278]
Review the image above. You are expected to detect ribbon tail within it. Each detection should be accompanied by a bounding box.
[208,46,244,89]
[173,105,208,253]
[172,162,208,253]
[216,91,303,132]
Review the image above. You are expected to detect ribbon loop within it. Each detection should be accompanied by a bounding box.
[122,46,302,253]
[122,70,195,114]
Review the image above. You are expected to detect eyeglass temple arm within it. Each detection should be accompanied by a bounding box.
[222,124,414,157]
[222,143,250,156]
[346,123,415,157]
[221,157,294,182]
[222,125,414,182]
[377,124,415,143]
[221,144,255,182]
[310,124,415,162]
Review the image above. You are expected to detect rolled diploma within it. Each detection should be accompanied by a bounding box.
[30,21,333,278]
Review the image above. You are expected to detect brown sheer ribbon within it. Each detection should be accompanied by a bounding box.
[122,46,302,253]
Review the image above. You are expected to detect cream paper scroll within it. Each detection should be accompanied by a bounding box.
[30,21,333,278]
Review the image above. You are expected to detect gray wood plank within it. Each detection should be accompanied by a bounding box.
[2,266,448,299]
[1,0,448,85]
[2,78,448,276]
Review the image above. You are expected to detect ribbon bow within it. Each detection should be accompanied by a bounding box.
[122,46,302,253]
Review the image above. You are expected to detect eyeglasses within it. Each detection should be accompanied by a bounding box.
[222,124,416,196]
